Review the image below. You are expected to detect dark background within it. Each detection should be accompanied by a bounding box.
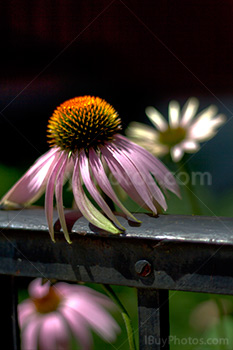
[1,0,233,191]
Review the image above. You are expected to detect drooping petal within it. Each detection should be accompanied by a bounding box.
[45,152,66,242]
[60,306,92,350]
[180,97,199,126]
[54,210,83,233]
[55,156,72,244]
[38,313,70,350]
[145,106,168,131]
[168,100,180,128]
[89,148,140,223]
[101,145,158,213]
[0,148,60,206]
[111,143,167,211]
[18,300,36,328]
[77,302,120,342]
[21,314,42,350]
[72,155,121,234]
[64,297,120,342]
[79,151,125,230]
[171,145,184,162]
[100,148,151,211]
[115,134,180,197]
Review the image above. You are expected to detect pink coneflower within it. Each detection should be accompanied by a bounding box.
[126,97,226,162]
[18,278,120,350]
[1,96,179,242]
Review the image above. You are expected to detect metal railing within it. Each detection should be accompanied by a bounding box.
[1,208,233,349]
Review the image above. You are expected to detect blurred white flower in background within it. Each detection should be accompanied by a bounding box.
[126,97,226,162]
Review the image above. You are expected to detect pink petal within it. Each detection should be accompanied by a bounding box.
[89,148,140,222]
[60,306,92,350]
[45,152,66,242]
[78,290,115,309]
[18,300,36,328]
[1,148,60,205]
[64,297,120,342]
[101,146,151,211]
[116,134,180,196]
[64,156,74,178]
[101,145,158,213]
[38,313,70,350]
[21,314,42,350]
[29,278,50,299]
[111,143,167,210]
[55,156,72,243]
[56,283,114,309]
[79,151,125,229]
[72,155,121,234]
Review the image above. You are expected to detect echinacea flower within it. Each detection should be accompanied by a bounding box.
[1,96,179,242]
[126,97,226,162]
[18,278,120,350]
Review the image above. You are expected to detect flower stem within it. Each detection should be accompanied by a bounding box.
[176,158,202,215]
[102,284,137,350]
[212,295,228,350]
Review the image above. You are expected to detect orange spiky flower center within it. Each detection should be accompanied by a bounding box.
[47,96,122,152]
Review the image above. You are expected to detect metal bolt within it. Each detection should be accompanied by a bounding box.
[135,260,152,277]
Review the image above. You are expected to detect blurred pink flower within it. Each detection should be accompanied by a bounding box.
[18,278,120,350]
[1,96,179,242]
[126,97,226,162]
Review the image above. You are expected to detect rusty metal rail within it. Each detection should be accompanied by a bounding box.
[1,208,233,349]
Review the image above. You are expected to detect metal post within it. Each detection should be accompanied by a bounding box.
[137,288,169,350]
[0,275,20,350]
